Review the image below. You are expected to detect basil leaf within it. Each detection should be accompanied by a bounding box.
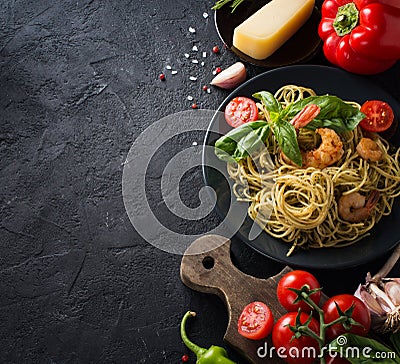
[328,334,400,364]
[273,120,302,166]
[215,121,270,162]
[286,95,365,133]
[253,91,282,119]
[235,123,270,159]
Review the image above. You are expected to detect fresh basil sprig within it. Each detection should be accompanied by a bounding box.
[214,91,365,166]
[215,121,270,162]
[253,91,302,165]
[285,95,365,133]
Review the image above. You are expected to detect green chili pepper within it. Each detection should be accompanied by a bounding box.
[180,311,236,364]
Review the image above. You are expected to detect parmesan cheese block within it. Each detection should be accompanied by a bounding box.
[232,0,315,60]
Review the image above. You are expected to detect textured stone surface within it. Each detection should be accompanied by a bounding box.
[1,0,399,363]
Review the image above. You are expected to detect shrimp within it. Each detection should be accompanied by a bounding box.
[302,128,344,169]
[283,105,343,169]
[338,190,380,223]
[356,138,383,162]
[290,104,321,129]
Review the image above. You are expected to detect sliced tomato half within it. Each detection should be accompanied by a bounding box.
[359,100,394,133]
[224,96,258,128]
[237,301,274,340]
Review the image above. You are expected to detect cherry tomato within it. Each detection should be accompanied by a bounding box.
[272,312,320,364]
[224,96,258,128]
[238,301,274,340]
[359,100,394,133]
[277,270,321,313]
[323,294,371,341]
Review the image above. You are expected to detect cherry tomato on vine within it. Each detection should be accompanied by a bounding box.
[237,301,274,340]
[224,96,258,128]
[277,270,321,313]
[323,294,371,341]
[359,100,394,133]
[272,312,320,364]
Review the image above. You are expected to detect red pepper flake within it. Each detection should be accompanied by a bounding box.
[191,103,198,109]
[181,354,189,362]
[159,73,165,81]
[212,46,220,54]
[202,85,208,91]
[215,67,222,74]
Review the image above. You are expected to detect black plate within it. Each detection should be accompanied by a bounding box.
[214,1,322,67]
[203,65,400,269]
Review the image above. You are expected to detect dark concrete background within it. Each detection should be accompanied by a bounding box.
[1,0,399,363]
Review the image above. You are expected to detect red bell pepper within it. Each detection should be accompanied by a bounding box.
[318,0,400,74]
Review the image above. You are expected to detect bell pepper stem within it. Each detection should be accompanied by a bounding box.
[333,3,359,36]
[180,311,207,359]
[336,14,348,26]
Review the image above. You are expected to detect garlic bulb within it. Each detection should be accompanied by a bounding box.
[354,244,400,333]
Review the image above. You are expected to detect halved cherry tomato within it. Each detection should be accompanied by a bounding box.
[272,312,320,364]
[277,270,321,313]
[224,96,258,128]
[359,100,394,133]
[323,294,371,341]
[237,301,274,340]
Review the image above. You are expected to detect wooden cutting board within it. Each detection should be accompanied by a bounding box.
[180,234,307,364]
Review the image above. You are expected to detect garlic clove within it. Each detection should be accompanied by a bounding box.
[210,62,247,89]
[375,295,394,314]
[368,282,395,313]
[355,284,388,332]
[355,284,386,316]
[384,279,400,306]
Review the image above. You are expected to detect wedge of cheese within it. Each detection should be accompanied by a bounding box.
[233,0,315,60]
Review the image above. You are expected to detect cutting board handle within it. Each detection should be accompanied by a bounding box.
[180,234,291,364]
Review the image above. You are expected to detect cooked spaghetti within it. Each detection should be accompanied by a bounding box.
[226,85,400,256]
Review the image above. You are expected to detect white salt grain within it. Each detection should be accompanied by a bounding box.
[189,76,197,81]
[192,45,198,52]
[189,27,196,33]
[187,96,194,101]
[203,13,209,19]
[171,70,178,75]
[202,52,207,58]
[166,65,172,70]
[192,59,198,64]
